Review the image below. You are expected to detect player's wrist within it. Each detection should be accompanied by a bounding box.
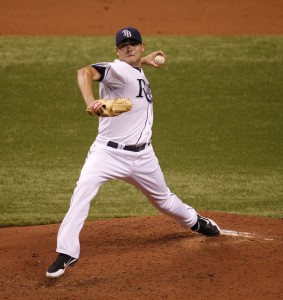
[86,101,103,116]
[85,99,97,108]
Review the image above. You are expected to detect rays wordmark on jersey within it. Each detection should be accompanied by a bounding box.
[136,79,153,103]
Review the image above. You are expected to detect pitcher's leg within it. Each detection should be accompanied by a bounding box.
[126,150,198,228]
[127,148,219,235]
[56,146,111,258]
[56,179,102,258]
[128,175,197,228]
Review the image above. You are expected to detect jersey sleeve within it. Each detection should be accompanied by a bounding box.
[90,62,109,82]
[91,61,126,86]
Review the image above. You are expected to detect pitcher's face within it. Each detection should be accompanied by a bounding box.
[116,40,145,67]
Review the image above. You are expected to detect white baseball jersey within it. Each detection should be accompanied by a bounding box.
[92,60,153,146]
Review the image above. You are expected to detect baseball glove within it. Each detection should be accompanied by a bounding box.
[86,98,132,117]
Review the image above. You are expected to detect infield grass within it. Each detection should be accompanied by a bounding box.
[0,36,282,226]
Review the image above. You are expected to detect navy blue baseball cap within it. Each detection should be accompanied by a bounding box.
[116,27,142,46]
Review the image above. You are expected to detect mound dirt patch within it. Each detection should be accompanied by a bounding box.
[1,213,283,299]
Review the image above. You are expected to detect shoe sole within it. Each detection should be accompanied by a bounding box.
[46,269,65,278]
[46,259,78,278]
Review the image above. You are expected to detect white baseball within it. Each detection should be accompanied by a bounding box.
[154,55,165,65]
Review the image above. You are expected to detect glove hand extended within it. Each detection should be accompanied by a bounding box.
[86,98,132,117]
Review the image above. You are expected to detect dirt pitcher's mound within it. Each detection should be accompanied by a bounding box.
[0,213,282,300]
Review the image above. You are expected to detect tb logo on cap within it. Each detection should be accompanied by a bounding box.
[122,30,132,38]
[116,27,142,46]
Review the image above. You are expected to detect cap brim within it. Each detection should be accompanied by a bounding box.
[116,37,142,47]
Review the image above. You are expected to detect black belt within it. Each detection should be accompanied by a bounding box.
[107,141,150,152]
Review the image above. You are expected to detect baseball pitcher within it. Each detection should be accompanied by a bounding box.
[46,27,220,278]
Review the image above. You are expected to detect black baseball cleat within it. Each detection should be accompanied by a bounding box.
[46,253,78,278]
[191,214,220,236]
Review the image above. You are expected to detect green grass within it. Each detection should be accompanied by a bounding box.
[0,36,282,226]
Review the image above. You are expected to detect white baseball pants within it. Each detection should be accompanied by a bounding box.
[56,142,197,258]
